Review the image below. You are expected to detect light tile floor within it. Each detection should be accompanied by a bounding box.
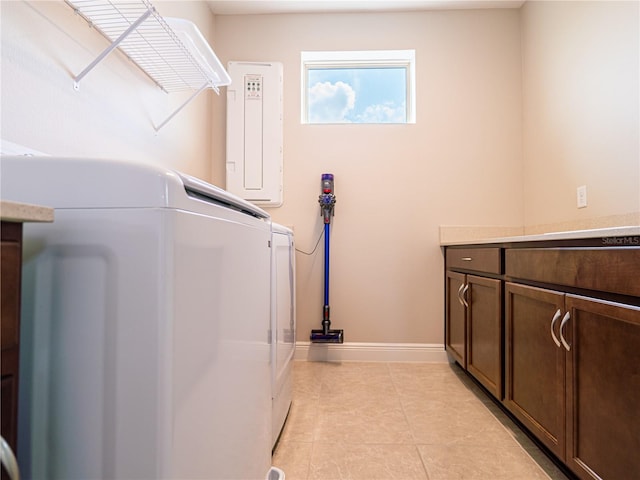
[272,361,571,480]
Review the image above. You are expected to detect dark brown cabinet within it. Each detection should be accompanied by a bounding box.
[446,240,640,480]
[1,221,23,472]
[564,295,640,480]
[466,275,502,398]
[445,270,466,367]
[505,246,640,480]
[445,248,503,399]
[505,282,566,459]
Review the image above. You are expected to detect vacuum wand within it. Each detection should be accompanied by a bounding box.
[311,174,344,343]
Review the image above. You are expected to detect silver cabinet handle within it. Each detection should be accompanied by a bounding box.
[457,283,466,307]
[461,284,469,308]
[559,311,571,351]
[550,309,562,347]
[1,436,20,480]
[461,257,473,261]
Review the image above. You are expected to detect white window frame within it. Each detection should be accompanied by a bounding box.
[301,49,416,124]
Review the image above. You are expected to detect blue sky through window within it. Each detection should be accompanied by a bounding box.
[307,67,407,124]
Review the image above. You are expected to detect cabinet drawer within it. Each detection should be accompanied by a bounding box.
[446,248,501,274]
[506,247,640,297]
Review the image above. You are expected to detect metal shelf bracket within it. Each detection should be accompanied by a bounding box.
[65,1,231,130]
[154,82,211,132]
[72,6,153,90]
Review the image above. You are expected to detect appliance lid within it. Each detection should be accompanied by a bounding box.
[178,172,268,219]
[271,222,293,235]
[0,156,269,219]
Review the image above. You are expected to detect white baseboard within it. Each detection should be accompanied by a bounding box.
[294,341,449,363]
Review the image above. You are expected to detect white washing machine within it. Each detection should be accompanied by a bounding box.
[1,156,274,480]
[270,223,295,448]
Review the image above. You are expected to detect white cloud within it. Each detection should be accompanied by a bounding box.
[355,101,406,123]
[308,81,356,123]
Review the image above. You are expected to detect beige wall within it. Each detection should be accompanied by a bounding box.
[212,10,524,344]
[4,1,636,348]
[1,1,219,179]
[521,0,640,231]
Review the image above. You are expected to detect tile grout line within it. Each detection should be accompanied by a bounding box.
[306,364,326,480]
[386,362,432,480]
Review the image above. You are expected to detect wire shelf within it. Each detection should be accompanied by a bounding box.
[65,0,231,130]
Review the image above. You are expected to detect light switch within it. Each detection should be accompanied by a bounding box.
[577,185,587,208]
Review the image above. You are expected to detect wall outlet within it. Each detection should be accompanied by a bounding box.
[577,185,588,208]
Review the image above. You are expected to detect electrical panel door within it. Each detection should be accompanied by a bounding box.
[226,61,283,207]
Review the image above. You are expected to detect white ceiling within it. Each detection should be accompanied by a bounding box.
[206,0,526,16]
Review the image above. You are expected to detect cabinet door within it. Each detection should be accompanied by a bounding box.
[466,275,502,399]
[1,223,22,457]
[505,282,565,459]
[445,271,466,367]
[565,295,640,480]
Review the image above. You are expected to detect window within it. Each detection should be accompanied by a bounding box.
[301,50,416,124]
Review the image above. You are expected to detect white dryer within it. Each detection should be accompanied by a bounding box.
[1,156,274,480]
[270,223,295,448]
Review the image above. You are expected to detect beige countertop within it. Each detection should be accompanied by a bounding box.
[440,225,640,246]
[1,200,54,223]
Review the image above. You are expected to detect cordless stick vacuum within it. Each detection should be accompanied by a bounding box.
[310,173,344,343]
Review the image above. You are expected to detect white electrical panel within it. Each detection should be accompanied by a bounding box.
[226,61,283,207]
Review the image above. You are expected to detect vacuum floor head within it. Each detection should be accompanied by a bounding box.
[310,329,344,343]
